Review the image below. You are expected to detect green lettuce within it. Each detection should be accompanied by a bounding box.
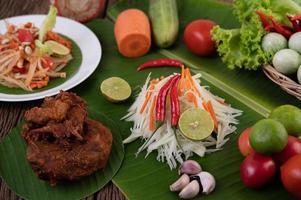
[212,0,301,70]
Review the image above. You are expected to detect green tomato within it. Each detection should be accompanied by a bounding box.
[289,32,301,54]
[272,49,301,75]
[262,32,287,54]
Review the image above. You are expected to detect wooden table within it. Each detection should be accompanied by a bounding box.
[0,1,126,199]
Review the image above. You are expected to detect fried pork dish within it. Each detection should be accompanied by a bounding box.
[22,91,113,185]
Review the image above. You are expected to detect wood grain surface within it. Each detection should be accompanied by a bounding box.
[0,0,232,199]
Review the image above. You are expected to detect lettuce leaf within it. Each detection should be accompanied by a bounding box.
[38,5,57,42]
[212,0,301,70]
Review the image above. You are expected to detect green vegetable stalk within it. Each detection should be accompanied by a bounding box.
[212,0,301,70]
[36,5,57,55]
[39,5,57,42]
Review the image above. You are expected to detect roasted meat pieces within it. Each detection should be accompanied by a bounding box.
[22,91,113,186]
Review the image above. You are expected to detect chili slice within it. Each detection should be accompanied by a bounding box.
[170,76,181,126]
[288,15,301,32]
[137,59,183,71]
[271,19,292,38]
[155,75,180,123]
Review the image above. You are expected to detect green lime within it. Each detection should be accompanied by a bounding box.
[249,119,288,155]
[44,40,70,56]
[269,105,301,137]
[179,108,214,141]
[100,77,131,103]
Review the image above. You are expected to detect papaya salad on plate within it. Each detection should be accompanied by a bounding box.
[0,5,101,101]
[0,6,72,91]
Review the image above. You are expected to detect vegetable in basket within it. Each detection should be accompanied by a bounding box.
[212,0,301,70]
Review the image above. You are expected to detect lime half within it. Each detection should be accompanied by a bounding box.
[179,108,214,141]
[45,40,70,56]
[100,77,131,103]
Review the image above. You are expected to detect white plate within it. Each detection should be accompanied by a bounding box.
[0,15,101,102]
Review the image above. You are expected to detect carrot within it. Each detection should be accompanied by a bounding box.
[186,92,198,108]
[114,9,151,58]
[149,95,157,131]
[46,31,72,49]
[202,101,208,111]
[185,68,201,97]
[179,65,185,96]
[206,101,218,129]
[140,80,158,114]
[30,76,49,89]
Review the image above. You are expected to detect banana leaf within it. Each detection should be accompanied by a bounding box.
[0,0,300,199]
[0,110,124,200]
[104,0,299,199]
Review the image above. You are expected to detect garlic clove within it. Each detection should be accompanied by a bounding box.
[179,180,200,199]
[170,174,190,192]
[191,171,216,195]
[178,160,202,175]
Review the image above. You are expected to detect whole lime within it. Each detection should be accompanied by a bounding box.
[269,105,301,137]
[249,119,288,155]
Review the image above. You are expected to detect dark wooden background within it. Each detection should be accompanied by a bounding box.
[0,0,232,199]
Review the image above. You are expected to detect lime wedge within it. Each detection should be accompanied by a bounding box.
[179,108,214,141]
[44,40,70,55]
[100,77,131,103]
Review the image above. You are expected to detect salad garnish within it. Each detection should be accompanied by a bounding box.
[122,67,242,169]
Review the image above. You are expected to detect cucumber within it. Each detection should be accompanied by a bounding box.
[149,0,179,48]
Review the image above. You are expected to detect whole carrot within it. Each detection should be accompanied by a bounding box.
[137,59,183,71]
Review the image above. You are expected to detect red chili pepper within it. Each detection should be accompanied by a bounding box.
[137,59,183,71]
[288,15,301,32]
[271,19,292,38]
[12,66,27,74]
[256,10,293,38]
[156,75,180,123]
[170,76,181,126]
[256,10,270,29]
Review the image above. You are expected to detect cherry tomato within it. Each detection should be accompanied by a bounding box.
[12,66,27,74]
[240,153,276,188]
[17,29,33,43]
[238,127,255,156]
[274,135,301,165]
[41,57,54,69]
[281,154,301,199]
[183,19,216,56]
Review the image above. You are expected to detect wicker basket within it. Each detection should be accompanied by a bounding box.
[262,64,301,101]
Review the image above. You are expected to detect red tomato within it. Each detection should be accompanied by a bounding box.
[41,57,54,69]
[18,29,33,43]
[183,19,216,56]
[238,127,255,156]
[240,153,276,188]
[12,66,27,74]
[274,135,301,165]
[281,154,301,199]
